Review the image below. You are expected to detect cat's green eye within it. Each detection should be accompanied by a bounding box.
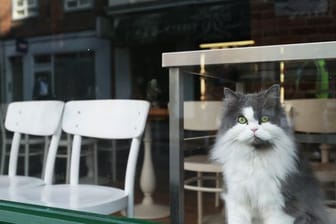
[237,115,248,124]
[260,116,270,123]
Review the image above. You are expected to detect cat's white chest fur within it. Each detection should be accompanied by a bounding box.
[212,125,297,224]
[224,146,286,212]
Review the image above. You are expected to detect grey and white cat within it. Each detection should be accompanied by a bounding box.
[211,84,331,224]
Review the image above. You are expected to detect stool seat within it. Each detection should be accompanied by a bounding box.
[184,155,223,195]
[183,101,224,224]
[185,155,222,173]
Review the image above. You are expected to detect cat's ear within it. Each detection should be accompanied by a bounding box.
[263,84,281,108]
[224,88,238,101]
[264,84,280,99]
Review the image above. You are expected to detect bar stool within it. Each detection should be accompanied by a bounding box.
[183,101,224,224]
[285,99,336,221]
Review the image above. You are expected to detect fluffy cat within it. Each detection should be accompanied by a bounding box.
[210,84,331,224]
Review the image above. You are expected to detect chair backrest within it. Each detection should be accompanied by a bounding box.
[0,104,7,150]
[184,101,223,131]
[285,99,336,133]
[56,100,150,191]
[4,101,64,177]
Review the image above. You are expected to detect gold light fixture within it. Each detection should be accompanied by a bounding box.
[199,40,255,49]
[280,61,285,104]
[198,40,256,101]
[200,54,206,101]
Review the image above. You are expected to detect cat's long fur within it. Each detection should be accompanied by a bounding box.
[211,85,331,224]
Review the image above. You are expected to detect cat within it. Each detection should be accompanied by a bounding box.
[210,84,331,224]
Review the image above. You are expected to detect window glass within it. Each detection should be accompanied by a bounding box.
[54,52,95,101]
[10,57,23,101]
[12,0,38,20]
[17,0,24,6]
[64,0,93,11]
[27,0,37,6]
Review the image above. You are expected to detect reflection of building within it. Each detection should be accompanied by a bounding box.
[0,0,251,103]
[0,0,110,102]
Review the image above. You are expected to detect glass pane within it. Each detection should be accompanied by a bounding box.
[179,60,336,101]
[16,0,24,6]
[15,10,25,16]
[284,60,336,99]
[176,57,336,160]
[10,57,23,101]
[27,0,36,6]
[54,52,95,101]
[27,8,38,16]
[66,0,78,8]
[79,0,92,6]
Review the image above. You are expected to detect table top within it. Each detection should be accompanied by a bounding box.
[149,108,168,116]
[148,108,169,120]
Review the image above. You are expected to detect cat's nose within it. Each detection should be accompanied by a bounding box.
[251,127,258,133]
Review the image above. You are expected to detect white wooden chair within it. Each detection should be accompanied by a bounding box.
[0,104,49,176]
[13,100,150,217]
[285,99,336,163]
[285,99,336,216]
[0,101,64,191]
[183,101,224,224]
[56,133,98,184]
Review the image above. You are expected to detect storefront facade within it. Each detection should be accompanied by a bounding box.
[1,31,110,101]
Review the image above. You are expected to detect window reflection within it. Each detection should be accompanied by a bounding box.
[54,52,95,101]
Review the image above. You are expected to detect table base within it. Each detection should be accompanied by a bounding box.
[134,203,169,219]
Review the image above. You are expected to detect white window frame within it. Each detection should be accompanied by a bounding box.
[64,0,94,12]
[12,0,39,20]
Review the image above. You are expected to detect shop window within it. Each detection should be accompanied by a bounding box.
[33,72,52,100]
[33,54,53,100]
[64,0,94,12]
[12,0,39,20]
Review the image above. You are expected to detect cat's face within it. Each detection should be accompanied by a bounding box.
[219,85,290,150]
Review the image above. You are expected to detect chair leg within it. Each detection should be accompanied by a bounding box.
[93,142,98,184]
[215,172,220,207]
[0,142,7,174]
[66,136,71,184]
[127,194,134,218]
[111,140,117,182]
[42,136,49,178]
[197,171,203,224]
[24,134,29,176]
